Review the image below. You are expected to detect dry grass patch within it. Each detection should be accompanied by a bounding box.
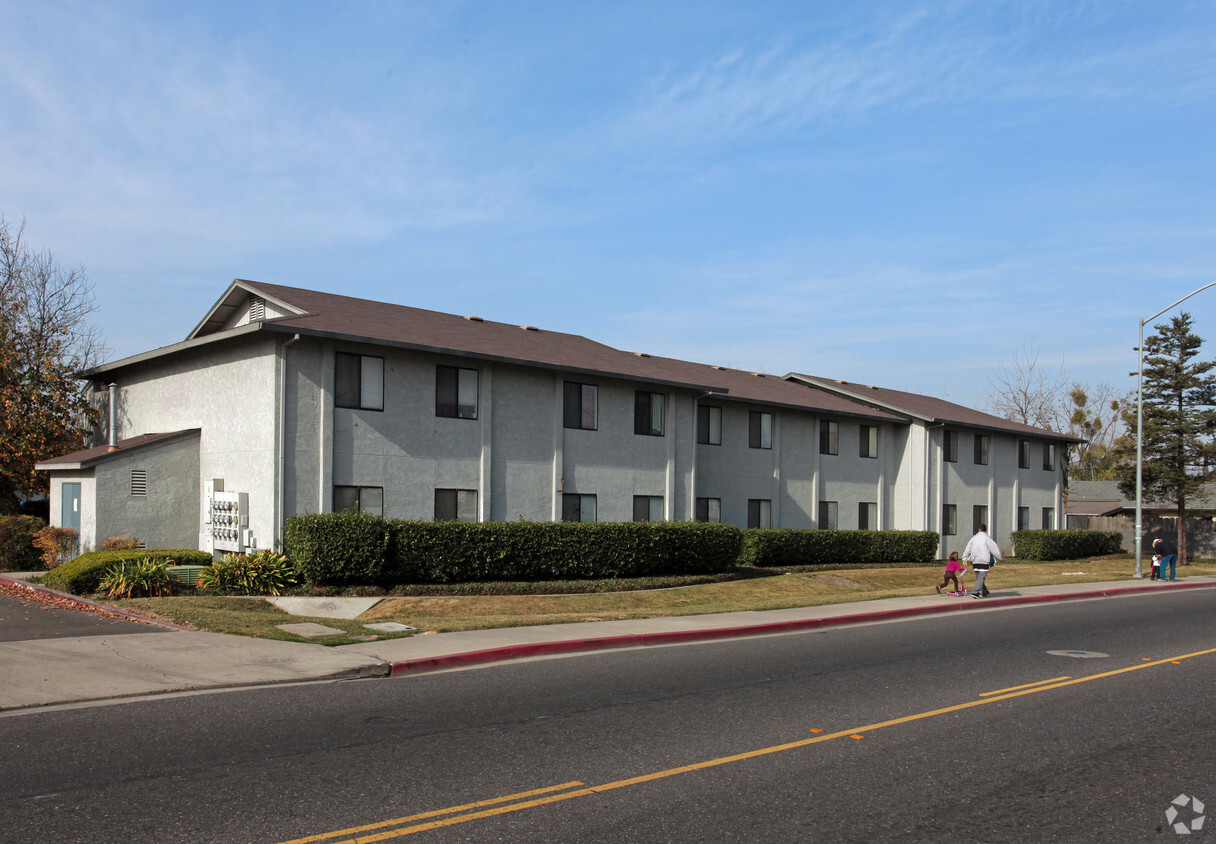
[109,555,1216,642]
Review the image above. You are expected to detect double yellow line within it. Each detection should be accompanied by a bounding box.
[280,647,1216,843]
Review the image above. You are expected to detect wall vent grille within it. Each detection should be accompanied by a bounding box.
[131,469,147,496]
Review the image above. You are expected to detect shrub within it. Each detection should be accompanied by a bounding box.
[285,512,392,586]
[1011,529,1123,561]
[44,548,213,595]
[198,550,298,595]
[387,520,744,584]
[740,529,940,567]
[98,558,174,598]
[0,515,45,571]
[285,513,744,585]
[100,535,142,551]
[33,526,78,570]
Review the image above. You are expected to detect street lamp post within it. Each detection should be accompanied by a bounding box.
[1135,282,1216,578]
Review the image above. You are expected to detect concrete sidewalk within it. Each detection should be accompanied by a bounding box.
[3,574,1215,713]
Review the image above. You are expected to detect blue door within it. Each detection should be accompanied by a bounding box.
[61,482,81,533]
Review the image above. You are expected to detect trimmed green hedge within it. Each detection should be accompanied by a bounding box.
[284,512,392,586]
[740,529,940,567]
[284,514,744,585]
[0,515,45,571]
[1011,529,1124,561]
[43,548,213,595]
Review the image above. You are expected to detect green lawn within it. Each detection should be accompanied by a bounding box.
[112,554,1214,645]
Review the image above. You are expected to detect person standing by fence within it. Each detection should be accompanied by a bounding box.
[1153,537,1178,582]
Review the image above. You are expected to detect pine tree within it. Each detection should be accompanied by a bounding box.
[1117,313,1216,562]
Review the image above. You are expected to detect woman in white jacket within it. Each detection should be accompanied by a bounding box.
[962,523,1003,599]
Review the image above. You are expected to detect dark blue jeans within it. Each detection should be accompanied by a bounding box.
[1161,553,1178,581]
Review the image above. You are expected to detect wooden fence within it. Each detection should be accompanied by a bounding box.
[1067,514,1216,559]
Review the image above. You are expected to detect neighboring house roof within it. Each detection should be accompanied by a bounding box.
[1066,480,1216,514]
[787,373,1082,443]
[35,430,201,471]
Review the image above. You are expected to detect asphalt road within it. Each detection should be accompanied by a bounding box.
[0,588,168,642]
[1,590,1214,843]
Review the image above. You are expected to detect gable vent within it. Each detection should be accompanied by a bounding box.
[131,469,147,496]
[249,296,266,322]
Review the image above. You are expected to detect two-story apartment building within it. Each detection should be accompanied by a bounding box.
[37,280,1078,558]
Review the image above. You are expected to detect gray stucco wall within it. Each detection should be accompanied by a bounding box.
[94,434,200,550]
[91,334,279,550]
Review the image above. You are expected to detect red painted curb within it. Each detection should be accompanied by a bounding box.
[387,580,1216,676]
[0,575,192,631]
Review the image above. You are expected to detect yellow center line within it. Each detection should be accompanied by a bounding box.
[980,676,1071,696]
[274,781,586,844]
[282,647,1216,843]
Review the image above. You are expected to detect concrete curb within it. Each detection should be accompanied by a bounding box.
[387,580,1216,676]
[0,574,193,632]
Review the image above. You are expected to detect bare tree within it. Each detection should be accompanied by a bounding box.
[985,345,1070,430]
[1064,383,1131,481]
[0,216,108,512]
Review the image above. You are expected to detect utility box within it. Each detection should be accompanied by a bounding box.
[206,485,249,554]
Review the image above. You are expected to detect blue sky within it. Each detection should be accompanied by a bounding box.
[2,1,1214,412]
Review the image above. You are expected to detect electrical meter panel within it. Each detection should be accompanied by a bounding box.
[207,490,249,553]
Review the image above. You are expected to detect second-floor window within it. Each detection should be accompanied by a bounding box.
[1018,440,1030,469]
[943,430,958,463]
[563,382,598,430]
[335,352,384,411]
[974,434,989,465]
[750,411,772,449]
[436,365,478,419]
[819,419,838,455]
[634,391,665,436]
[697,405,722,445]
[1043,442,1055,470]
[860,425,877,459]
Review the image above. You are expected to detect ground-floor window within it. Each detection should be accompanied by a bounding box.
[858,501,877,530]
[435,489,478,522]
[632,495,663,522]
[818,500,837,530]
[562,493,597,522]
[748,498,772,529]
[334,486,384,516]
[695,497,721,523]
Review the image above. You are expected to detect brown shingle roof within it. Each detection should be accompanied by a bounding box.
[239,281,901,420]
[788,374,1082,442]
[35,430,200,470]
